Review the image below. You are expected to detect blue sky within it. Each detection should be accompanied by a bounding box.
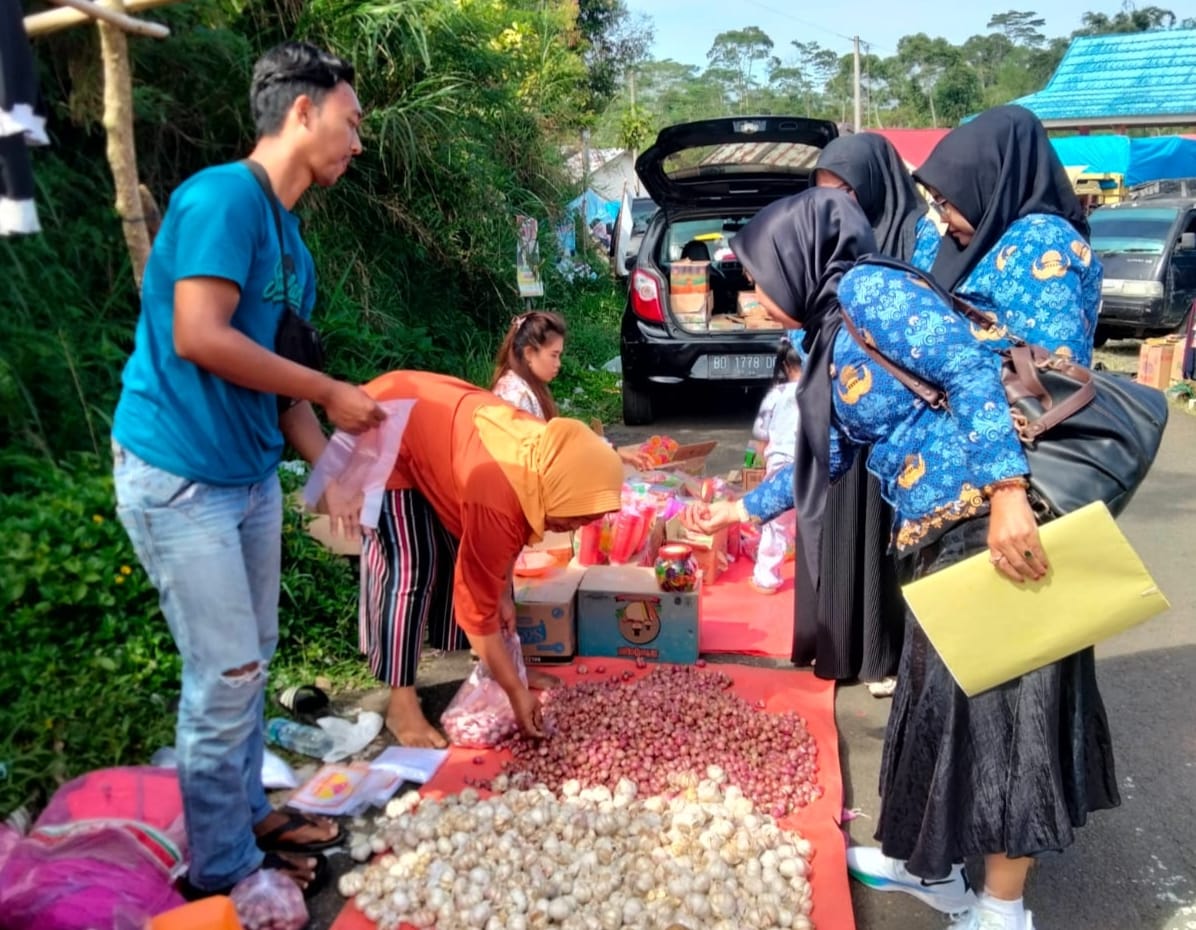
[624,0,1104,65]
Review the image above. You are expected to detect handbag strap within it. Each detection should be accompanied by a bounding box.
[840,265,1100,440]
[1006,346,1099,438]
[837,311,949,410]
[242,159,296,313]
[858,254,1030,346]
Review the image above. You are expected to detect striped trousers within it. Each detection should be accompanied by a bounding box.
[360,489,467,687]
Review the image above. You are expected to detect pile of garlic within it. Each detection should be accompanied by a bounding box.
[339,766,815,930]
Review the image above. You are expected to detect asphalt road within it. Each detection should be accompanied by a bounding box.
[309,346,1195,930]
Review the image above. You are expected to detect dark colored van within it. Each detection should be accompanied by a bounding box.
[1089,197,1196,342]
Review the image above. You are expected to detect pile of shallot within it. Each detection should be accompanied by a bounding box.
[341,773,815,930]
[491,664,821,819]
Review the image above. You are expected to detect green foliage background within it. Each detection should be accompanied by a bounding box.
[0,0,631,815]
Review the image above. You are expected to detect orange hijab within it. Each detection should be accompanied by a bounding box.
[473,403,623,539]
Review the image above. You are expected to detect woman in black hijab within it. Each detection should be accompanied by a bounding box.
[814,132,941,267]
[783,133,945,688]
[915,105,1101,366]
[680,189,879,650]
[735,191,877,603]
[688,185,1118,930]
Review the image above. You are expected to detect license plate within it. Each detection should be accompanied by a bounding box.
[708,354,774,379]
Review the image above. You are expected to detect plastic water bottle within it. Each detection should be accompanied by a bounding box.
[266,718,334,759]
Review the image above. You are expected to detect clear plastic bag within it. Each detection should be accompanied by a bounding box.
[441,629,528,748]
[302,399,415,529]
[230,868,308,930]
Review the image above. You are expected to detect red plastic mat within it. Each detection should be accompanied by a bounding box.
[700,557,796,659]
[331,659,852,930]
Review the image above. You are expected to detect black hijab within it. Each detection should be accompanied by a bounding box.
[815,132,928,261]
[731,188,878,588]
[915,105,1088,291]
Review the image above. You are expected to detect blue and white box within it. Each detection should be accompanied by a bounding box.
[577,565,701,664]
[514,566,585,664]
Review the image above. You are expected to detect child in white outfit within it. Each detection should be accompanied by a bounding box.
[750,341,801,593]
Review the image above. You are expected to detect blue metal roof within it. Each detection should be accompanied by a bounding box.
[1011,29,1196,126]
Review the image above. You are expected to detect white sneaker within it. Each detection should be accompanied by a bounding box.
[947,905,1037,930]
[846,845,978,914]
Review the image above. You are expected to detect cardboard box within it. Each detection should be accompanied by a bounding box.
[669,259,710,294]
[514,566,585,664]
[1167,330,1192,385]
[665,517,729,583]
[741,466,767,491]
[737,289,763,315]
[670,291,713,331]
[1137,339,1175,390]
[708,314,746,332]
[577,565,700,664]
[1169,337,1186,385]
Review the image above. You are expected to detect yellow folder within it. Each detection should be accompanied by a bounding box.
[901,501,1170,697]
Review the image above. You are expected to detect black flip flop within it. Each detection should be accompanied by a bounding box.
[255,808,344,854]
[276,684,330,722]
[178,852,330,901]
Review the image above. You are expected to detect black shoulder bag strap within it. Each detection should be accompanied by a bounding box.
[241,158,296,312]
[240,160,326,411]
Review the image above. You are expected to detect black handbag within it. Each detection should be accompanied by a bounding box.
[840,258,1169,518]
[242,160,326,401]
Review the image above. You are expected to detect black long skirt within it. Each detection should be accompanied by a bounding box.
[874,516,1121,879]
[792,454,905,681]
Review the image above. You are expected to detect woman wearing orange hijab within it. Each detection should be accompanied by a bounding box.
[359,371,624,746]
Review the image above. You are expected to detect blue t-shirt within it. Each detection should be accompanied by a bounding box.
[112,163,317,486]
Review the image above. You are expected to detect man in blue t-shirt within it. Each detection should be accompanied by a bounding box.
[111,42,385,897]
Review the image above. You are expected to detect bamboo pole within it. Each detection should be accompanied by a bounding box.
[24,0,179,37]
[44,0,170,38]
[98,0,151,286]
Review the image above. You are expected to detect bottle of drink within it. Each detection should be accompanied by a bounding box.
[744,444,758,469]
[266,717,334,759]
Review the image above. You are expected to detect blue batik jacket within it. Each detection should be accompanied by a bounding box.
[745,262,1030,552]
[954,213,1102,366]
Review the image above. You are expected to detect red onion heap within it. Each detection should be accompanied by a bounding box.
[493,665,821,819]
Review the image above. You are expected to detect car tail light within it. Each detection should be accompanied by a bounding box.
[630,268,666,323]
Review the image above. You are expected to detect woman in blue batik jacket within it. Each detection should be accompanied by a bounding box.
[915,105,1102,366]
[686,188,1119,930]
[775,131,946,688]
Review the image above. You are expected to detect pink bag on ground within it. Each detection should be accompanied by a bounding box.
[0,767,187,930]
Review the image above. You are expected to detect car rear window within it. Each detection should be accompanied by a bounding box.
[663,218,748,264]
[664,141,822,180]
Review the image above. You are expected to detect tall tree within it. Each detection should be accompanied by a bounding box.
[895,33,962,126]
[706,26,775,111]
[987,10,1047,46]
[1076,4,1177,33]
[575,0,654,115]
